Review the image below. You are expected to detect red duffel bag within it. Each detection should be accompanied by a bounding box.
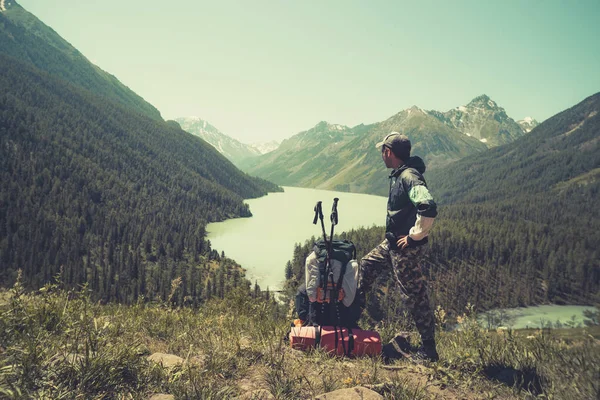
[289,325,382,357]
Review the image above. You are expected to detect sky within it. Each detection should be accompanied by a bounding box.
[16,0,600,143]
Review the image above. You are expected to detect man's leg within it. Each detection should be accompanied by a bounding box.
[360,240,407,360]
[390,247,438,361]
[359,239,391,294]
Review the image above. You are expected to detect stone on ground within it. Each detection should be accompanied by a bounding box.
[315,386,383,399]
[147,352,184,368]
[148,394,174,400]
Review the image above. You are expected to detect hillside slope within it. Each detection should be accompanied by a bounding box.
[0,53,280,301]
[0,1,162,120]
[425,92,600,307]
[1,284,598,399]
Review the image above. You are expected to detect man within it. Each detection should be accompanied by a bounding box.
[359,132,439,362]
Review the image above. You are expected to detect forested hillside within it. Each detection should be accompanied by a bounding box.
[0,1,162,120]
[284,93,599,314]
[425,92,600,309]
[0,53,281,303]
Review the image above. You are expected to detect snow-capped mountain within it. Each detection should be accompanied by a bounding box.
[430,95,530,147]
[517,117,540,133]
[250,140,280,154]
[174,117,261,165]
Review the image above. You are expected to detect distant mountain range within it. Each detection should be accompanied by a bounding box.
[176,96,538,181]
[239,96,536,196]
[174,117,280,166]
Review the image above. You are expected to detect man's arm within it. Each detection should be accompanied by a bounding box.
[408,185,437,241]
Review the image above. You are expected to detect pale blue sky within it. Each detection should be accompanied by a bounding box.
[17,0,600,142]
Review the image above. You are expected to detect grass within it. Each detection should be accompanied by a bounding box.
[0,277,598,399]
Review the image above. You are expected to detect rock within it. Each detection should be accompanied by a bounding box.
[148,395,174,400]
[235,388,275,399]
[147,353,184,368]
[315,386,383,400]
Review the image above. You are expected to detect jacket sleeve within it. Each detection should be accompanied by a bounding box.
[404,171,437,241]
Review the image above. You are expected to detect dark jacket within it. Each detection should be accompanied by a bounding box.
[386,156,437,245]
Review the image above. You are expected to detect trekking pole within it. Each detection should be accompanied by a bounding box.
[329,197,339,241]
[314,201,329,304]
[313,201,328,244]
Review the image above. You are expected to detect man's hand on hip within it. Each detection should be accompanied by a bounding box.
[396,235,410,250]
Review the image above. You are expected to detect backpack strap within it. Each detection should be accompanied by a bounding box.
[335,240,355,297]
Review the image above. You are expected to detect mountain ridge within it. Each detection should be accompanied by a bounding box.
[430,94,527,146]
[239,95,524,195]
[0,0,162,120]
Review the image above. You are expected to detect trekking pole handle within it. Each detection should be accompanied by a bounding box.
[330,198,339,226]
[313,201,323,225]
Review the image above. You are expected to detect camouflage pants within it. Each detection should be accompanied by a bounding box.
[359,239,435,341]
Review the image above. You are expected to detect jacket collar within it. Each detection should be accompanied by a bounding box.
[389,163,409,179]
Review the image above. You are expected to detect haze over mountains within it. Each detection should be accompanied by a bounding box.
[238,95,537,196]
[174,117,279,167]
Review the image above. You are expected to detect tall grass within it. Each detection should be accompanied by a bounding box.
[1,274,598,399]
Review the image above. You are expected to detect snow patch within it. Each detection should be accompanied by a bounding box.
[523,116,533,123]
[488,100,496,108]
[480,138,488,143]
[203,120,207,129]
[0,0,6,12]
[465,133,471,137]
[458,106,467,112]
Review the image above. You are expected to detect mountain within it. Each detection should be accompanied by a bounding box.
[240,96,534,196]
[0,1,162,120]
[1,0,284,302]
[425,92,600,308]
[174,117,262,166]
[429,95,528,147]
[517,116,540,133]
[250,140,280,154]
[239,106,490,196]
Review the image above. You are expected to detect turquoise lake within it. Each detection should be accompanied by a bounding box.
[207,186,387,291]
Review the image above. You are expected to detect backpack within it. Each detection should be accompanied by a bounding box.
[303,239,361,327]
[307,239,357,305]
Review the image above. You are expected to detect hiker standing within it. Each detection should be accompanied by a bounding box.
[359,132,439,362]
